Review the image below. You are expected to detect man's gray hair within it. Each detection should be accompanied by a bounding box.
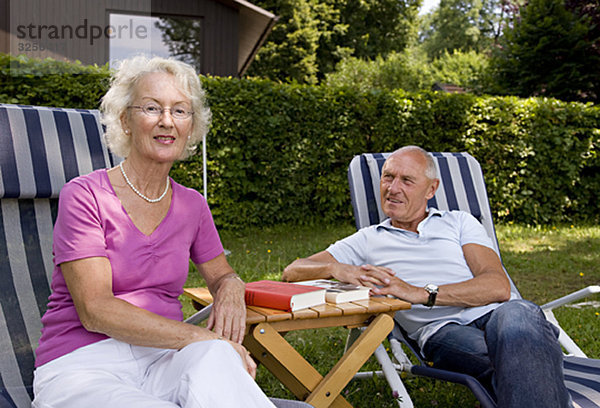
[392,146,438,179]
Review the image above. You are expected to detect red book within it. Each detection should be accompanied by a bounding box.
[245,280,327,312]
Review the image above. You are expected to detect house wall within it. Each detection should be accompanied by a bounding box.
[0,0,11,57]
[0,0,239,76]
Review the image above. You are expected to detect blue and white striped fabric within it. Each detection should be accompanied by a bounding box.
[0,103,117,408]
[565,356,600,408]
[0,104,115,198]
[347,151,600,408]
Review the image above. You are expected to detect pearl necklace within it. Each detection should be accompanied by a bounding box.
[119,161,170,203]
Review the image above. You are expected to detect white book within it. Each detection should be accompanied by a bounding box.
[296,279,370,304]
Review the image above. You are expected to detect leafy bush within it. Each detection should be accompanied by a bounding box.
[430,50,490,92]
[2,54,599,228]
[325,48,490,94]
[0,54,110,108]
[325,48,433,93]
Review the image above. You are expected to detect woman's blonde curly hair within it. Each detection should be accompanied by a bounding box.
[100,56,211,160]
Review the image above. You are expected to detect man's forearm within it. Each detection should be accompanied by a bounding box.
[282,258,334,282]
[433,271,511,307]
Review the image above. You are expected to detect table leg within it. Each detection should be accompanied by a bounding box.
[305,313,395,408]
[244,322,353,407]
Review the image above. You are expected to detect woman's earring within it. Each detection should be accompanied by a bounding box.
[125,129,130,134]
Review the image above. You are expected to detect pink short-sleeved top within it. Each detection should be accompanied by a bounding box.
[35,169,224,367]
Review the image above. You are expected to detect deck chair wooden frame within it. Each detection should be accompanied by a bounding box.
[0,103,312,408]
[346,151,600,408]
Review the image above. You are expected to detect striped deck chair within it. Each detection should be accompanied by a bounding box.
[347,152,600,408]
[0,103,313,408]
[0,103,118,407]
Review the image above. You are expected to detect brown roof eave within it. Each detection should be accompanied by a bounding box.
[233,0,277,77]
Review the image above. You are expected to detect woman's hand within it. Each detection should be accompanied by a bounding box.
[198,253,247,344]
[207,274,246,343]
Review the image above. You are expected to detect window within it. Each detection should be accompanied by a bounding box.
[109,13,202,71]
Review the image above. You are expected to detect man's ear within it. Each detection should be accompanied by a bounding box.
[426,178,440,200]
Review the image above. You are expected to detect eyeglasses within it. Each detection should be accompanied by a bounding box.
[128,102,194,120]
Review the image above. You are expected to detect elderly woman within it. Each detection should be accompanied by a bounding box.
[32,56,275,407]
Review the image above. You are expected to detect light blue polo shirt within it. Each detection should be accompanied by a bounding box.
[327,208,504,349]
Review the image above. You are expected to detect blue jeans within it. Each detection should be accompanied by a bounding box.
[422,300,571,408]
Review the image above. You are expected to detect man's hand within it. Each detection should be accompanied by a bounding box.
[359,265,427,304]
[283,250,365,283]
[329,262,370,286]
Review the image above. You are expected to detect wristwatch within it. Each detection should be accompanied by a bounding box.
[423,284,439,307]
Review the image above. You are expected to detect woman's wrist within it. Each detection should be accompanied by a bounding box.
[222,273,244,284]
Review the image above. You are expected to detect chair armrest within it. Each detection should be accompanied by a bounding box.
[183,287,214,325]
[541,285,599,358]
[184,304,213,325]
[541,285,600,311]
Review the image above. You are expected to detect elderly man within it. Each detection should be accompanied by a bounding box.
[283,146,571,408]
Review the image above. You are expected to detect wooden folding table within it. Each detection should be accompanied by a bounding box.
[184,287,410,408]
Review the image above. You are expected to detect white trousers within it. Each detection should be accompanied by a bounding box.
[33,338,276,408]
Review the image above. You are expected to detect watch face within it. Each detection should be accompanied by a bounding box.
[425,284,438,293]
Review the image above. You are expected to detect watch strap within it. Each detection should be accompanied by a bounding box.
[424,284,438,307]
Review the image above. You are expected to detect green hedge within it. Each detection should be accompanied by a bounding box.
[0,54,109,107]
[2,54,599,228]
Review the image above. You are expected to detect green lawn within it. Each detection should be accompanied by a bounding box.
[182,223,600,408]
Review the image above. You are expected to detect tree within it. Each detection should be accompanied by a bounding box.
[247,0,421,83]
[491,0,600,103]
[335,0,421,60]
[565,0,600,100]
[565,0,600,38]
[246,0,322,84]
[420,0,508,59]
[155,17,203,72]
[313,0,422,76]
